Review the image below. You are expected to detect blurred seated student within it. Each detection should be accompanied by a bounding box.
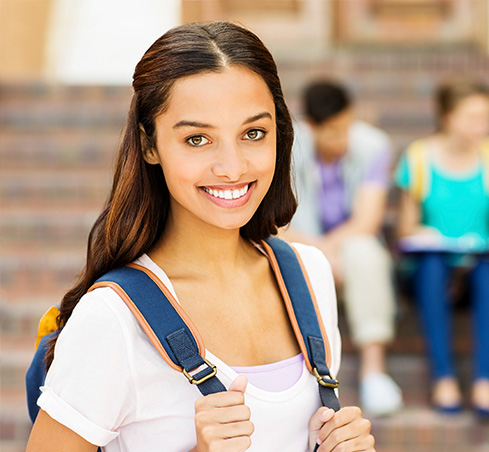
[394,78,489,417]
[282,81,402,417]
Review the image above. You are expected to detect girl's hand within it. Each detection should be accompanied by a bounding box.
[192,375,254,452]
[309,406,375,452]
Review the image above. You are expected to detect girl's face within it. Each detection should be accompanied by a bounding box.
[146,66,277,234]
[443,94,489,144]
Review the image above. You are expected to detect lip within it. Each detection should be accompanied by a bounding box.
[199,182,254,208]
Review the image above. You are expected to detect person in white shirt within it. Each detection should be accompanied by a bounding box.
[26,22,375,452]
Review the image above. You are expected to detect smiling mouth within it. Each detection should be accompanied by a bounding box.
[201,184,250,200]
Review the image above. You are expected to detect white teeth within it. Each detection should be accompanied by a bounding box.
[203,184,249,200]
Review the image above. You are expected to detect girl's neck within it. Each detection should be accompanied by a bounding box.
[149,216,258,279]
[431,132,482,174]
[439,132,480,156]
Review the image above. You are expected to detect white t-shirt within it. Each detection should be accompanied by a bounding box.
[38,243,341,451]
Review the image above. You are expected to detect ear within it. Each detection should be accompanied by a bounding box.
[139,123,160,165]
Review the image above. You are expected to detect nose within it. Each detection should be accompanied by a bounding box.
[212,142,248,181]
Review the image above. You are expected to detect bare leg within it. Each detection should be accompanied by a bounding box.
[360,343,387,379]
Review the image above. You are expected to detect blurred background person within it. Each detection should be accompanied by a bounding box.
[394,79,489,416]
[281,81,402,417]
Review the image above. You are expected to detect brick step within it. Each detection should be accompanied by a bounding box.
[279,47,489,75]
[1,247,86,302]
[0,205,101,245]
[338,353,479,407]
[0,84,132,102]
[371,408,489,452]
[0,96,128,130]
[0,129,119,169]
[0,85,131,131]
[339,299,473,356]
[0,108,126,131]
[327,46,489,69]
[0,168,111,205]
[0,402,31,452]
[1,301,66,341]
[280,54,489,97]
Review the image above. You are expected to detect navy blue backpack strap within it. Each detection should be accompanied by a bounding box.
[263,236,340,417]
[91,265,225,396]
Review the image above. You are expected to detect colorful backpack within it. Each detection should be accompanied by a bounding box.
[26,237,340,450]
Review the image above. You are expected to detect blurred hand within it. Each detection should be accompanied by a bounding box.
[192,375,254,452]
[316,236,343,286]
[309,406,375,452]
[414,226,442,237]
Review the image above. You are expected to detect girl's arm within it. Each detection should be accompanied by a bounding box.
[26,410,98,452]
[396,190,439,238]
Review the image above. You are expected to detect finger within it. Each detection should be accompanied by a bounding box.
[222,435,253,451]
[320,417,372,451]
[195,404,252,428]
[229,375,248,393]
[195,390,246,410]
[309,407,335,434]
[317,406,364,444]
[199,420,254,443]
[320,432,375,452]
[221,419,255,439]
[318,410,371,450]
[197,420,254,451]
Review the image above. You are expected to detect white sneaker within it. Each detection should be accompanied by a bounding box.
[360,373,403,417]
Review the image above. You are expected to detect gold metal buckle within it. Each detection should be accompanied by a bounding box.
[183,358,217,385]
[313,367,339,389]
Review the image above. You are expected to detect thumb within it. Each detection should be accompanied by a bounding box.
[229,374,248,393]
[309,407,335,433]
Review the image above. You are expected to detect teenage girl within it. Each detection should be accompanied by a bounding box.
[26,22,374,451]
[395,79,489,415]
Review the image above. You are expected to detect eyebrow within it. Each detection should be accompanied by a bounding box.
[173,112,273,129]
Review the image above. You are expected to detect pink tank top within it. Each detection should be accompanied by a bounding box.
[230,353,304,392]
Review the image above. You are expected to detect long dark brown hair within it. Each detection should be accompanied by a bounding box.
[45,22,297,368]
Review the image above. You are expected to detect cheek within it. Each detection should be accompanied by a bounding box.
[452,116,489,138]
[260,142,277,179]
[159,155,197,197]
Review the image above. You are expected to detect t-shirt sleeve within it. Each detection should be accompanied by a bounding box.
[38,289,137,446]
[363,146,392,187]
[394,151,411,191]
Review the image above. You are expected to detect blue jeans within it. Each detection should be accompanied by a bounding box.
[414,253,489,380]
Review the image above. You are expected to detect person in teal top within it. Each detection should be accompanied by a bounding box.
[394,78,489,417]
[395,146,489,252]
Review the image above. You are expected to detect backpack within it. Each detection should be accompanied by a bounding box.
[26,237,340,450]
[406,138,489,202]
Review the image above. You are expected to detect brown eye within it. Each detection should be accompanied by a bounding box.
[187,135,210,147]
[245,129,265,140]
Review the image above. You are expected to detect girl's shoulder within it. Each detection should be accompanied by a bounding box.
[290,242,332,271]
[288,242,335,293]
